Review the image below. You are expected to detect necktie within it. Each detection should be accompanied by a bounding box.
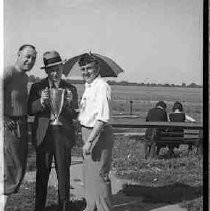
[52,82,56,88]
[50,82,56,121]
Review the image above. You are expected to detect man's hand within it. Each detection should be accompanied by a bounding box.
[4,116,16,130]
[82,121,105,157]
[83,141,92,156]
[40,87,49,106]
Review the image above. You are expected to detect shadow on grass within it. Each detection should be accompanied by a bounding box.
[6,182,86,211]
[112,182,202,211]
[122,182,202,202]
[45,199,86,211]
[6,181,202,211]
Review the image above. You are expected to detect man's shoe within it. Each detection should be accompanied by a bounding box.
[70,198,86,211]
[34,207,44,211]
[34,205,45,211]
[59,201,69,211]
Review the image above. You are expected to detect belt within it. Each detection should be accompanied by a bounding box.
[49,121,74,127]
[81,125,93,129]
[81,124,110,130]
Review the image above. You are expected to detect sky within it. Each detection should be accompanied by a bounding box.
[4,0,203,85]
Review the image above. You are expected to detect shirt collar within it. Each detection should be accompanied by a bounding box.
[157,106,164,110]
[85,75,101,88]
[48,79,60,88]
[174,110,182,113]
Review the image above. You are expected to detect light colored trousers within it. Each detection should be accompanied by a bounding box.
[81,125,114,211]
[4,118,28,195]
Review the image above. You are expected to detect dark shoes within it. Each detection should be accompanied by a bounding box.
[34,207,44,211]
[59,201,69,211]
[60,201,81,211]
[34,199,86,211]
[70,198,87,211]
[34,205,45,211]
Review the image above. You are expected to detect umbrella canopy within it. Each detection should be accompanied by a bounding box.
[63,53,124,77]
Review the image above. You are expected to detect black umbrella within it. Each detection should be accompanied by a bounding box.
[63,52,124,77]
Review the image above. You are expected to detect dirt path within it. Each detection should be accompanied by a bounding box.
[24,157,132,199]
[24,156,187,211]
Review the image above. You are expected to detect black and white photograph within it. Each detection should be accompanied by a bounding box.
[2,0,204,210]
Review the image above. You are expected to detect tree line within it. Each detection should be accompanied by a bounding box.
[28,75,202,88]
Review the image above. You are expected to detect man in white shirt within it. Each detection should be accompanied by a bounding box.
[78,53,114,211]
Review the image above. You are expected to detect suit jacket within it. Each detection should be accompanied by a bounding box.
[145,107,168,140]
[28,77,78,147]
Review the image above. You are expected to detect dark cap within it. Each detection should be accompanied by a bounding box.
[78,53,98,66]
[155,101,167,109]
[172,101,183,112]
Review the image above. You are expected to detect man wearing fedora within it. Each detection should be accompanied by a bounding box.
[28,51,78,211]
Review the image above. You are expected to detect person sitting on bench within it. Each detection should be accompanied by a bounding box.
[168,101,196,156]
[144,101,168,158]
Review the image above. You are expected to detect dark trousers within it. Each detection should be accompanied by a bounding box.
[35,125,72,210]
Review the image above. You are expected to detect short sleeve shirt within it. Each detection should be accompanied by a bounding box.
[4,66,29,116]
[78,76,112,127]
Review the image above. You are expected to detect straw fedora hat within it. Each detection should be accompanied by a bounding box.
[41,50,66,69]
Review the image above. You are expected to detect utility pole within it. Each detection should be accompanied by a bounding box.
[129,100,133,115]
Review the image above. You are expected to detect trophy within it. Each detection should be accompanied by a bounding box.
[49,88,65,125]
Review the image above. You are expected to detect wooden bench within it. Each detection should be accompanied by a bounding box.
[144,129,203,158]
[157,130,202,146]
[110,119,203,158]
[28,117,203,158]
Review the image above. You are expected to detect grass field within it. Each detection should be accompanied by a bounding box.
[72,84,203,123]
[112,135,203,211]
[14,83,202,210]
[28,83,203,122]
[7,135,203,211]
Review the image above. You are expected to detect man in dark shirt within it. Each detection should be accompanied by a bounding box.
[144,101,168,158]
[3,44,37,209]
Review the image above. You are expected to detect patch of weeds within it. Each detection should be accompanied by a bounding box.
[6,182,84,211]
[181,196,203,211]
[112,136,203,210]
[6,182,36,211]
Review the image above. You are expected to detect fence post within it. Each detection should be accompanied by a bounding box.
[129,100,133,115]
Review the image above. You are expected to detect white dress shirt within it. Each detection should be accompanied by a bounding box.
[78,76,112,127]
[48,79,60,89]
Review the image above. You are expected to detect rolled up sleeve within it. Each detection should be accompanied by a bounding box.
[96,84,111,123]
